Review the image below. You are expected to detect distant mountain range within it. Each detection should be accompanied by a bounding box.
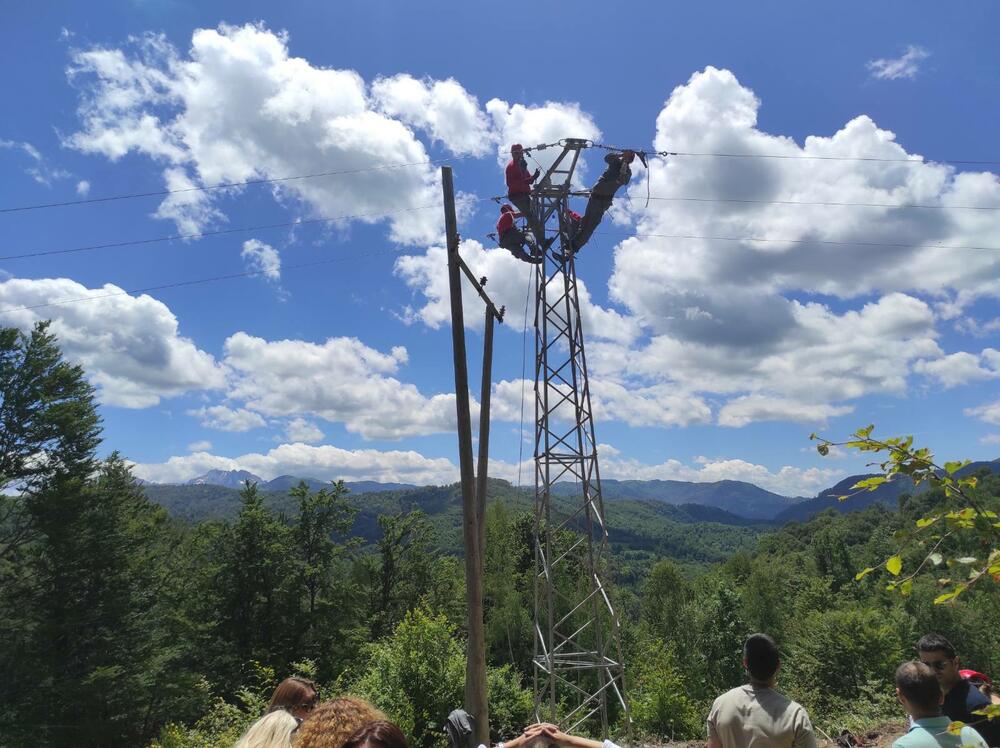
[773,459,1000,523]
[156,459,1000,527]
[183,469,417,494]
[553,478,802,520]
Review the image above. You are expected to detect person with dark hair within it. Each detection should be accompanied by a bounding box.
[917,634,999,746]
[267,676,319,721]
[496,204,542,264]
[892,661,988,748]
[342,720,410,748]
[707,633,816,748]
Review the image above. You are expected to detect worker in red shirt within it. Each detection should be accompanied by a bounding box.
[505,143,539,213]
[496,204,541,264]
[505,144,550,246]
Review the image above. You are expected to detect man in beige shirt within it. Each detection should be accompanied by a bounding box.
[707,634,817,748]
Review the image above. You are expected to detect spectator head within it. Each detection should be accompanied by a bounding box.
[743,633,781,684]
[342,720,409,748]
[501,204,514,214]
[267,676,319,721]
[895,661,943,717]
[511,144,523,156]
[916,634,961,689]
[234,710,299,748]
[294,696,387,748]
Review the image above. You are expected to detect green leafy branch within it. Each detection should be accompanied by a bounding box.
[810,426,1000,604]
[942,701,1000,736]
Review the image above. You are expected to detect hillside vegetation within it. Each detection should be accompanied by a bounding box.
[2,323,998,747]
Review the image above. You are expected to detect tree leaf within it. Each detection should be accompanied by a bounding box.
[899,579,913,596]
[855,567,877,581]
[955,557,977,565]
[946,721,964,736]
[928,552,943,566]
[886,555,903,576]
[944,460,969,475]
[817,444,829,457]
[852,476,887,491]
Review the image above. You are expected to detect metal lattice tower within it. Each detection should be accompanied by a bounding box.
[531,140,629,736]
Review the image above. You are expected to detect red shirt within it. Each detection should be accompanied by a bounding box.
[566,209,581,222]
[505,158,533,195]
[497,211,517,236]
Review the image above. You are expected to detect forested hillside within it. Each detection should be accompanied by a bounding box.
[2,324,998,747]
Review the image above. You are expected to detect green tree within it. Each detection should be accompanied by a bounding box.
[3,455,198,746]
[214,482,295,681]
[288,480,358,673]
[353,608,532,748]
[641,559,691,642]
[0,321,100,559]
[483,503,533,672]
[360,509,436,639]
[628,637,701,740]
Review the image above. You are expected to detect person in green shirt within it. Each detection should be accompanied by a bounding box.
[892,661,989,748]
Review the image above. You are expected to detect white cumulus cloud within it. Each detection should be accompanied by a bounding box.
[132,442,457,485]
[221,331,460,439]
[285,417,324,443]
[188,405,267,432]
[0,277,225,407]
[965,400,1000,426]
[241,238,282,281]
[372,74,492,156]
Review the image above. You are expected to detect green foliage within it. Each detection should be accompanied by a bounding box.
[783,605,911,718]
[353,608,532,748]
[813,426,1000,602]
[628,640,702,740]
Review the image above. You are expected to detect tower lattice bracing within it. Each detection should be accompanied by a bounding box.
[530,140,628,736]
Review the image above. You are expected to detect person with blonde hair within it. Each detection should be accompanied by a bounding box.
[233,709,299,748]
[294,695,386,748]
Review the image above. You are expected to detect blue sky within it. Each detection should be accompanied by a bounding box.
[1,0,998,496]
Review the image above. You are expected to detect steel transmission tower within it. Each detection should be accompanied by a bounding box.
[530,140,629,736]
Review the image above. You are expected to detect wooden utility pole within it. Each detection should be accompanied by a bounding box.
[475,305,495,581]
[442,165,489,746]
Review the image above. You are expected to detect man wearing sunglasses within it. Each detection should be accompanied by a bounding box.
[917,634,999,746]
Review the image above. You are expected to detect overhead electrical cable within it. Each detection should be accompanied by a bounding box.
[0,249,394,316]
[0,154,480,214]
[631,195,1000,211]
[596,229,1000,254]
[589,142,1000,167]
[0,200,495,262]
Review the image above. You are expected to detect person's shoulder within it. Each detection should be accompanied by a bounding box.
[964,681,991,707]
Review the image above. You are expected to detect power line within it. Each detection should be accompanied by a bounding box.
[666,150,1000,166]
[0,249,393,316]
[0,155,479,215]
[0,202,464,262]
[598,229,1000,254]
[633,195,1000,211]
[590,142,1000,167]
